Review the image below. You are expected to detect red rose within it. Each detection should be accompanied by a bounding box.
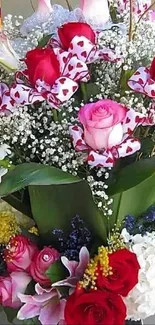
[96,248,140,296]
[65,288,126,325]
[30,247,60,286]
[58,22,96,50]
[25,48,60,87]
[4,235,37,272]
[149,57,155,81]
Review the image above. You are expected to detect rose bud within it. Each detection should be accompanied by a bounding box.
[78,99,127,151]
[30,247,60,286]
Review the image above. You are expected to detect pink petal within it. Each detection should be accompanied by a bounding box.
[61,257,78,277]
[37,0,53,14]
[39,298,66,325]
[76,247,89,278]
[17,304,41,320]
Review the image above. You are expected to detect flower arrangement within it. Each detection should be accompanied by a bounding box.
[0,0,155,324]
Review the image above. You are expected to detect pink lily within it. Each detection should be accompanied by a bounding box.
[80,0,110,28]
[53,246,89,288]
[20,0,53,35]
[17,284,66,325]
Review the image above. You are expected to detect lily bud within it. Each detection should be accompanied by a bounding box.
[0,33,19,71]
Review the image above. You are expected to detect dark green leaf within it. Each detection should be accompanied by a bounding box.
[108,157,155,227]
[29,181,107,243]
[3,307,18,323]
[140,137,154,154]
[0,163,81,197]
[46,260,68,283]
[108,156,155,195]
[37,34,52,48]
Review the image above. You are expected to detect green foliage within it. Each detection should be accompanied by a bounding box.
[28,181,107,243]
[3,307,18,323]
[46,260,68,283]
[0,163,81,197]
[108,157,155,226]
[37,34,52,48]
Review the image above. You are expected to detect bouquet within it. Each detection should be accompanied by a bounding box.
[0,0,155,324]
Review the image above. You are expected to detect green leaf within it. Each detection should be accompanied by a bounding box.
[108,157,155,195]
[0,163,81,197]
[46,260,68,283]
[108,157,155,227]
[3,307,18,323]
[120,69,135,95]
[37,34,52,48]
[29,181,107,242]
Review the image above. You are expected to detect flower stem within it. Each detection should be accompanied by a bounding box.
[129,0,133,41]
[53,109,58,122]
[65,0,73,11]
[30,0,35,12]
[80,83,88,103]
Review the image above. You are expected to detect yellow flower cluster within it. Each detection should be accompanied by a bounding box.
[80,246,112,290]
[0,211,19,244]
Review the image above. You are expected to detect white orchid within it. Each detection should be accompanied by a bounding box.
[0,33,19,71]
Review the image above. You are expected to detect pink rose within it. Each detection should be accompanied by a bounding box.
[78,99,127,151]
[0,272,31,309]
[30,247,60,286]
[4,235,38,272]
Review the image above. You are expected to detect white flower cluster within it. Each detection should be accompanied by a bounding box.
[0,103,113,211]
[122,229,155,320]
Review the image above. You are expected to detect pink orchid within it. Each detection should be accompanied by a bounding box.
[69,101,154,168]
[10,48,89,109]
[0,272,32,309]
[128,58,155,98]
[0,83,15,113]
[53,246,90,288]
[49,22,121,65]
[80,0,110,29]
[20,0,53,36]
[17,283,66,325]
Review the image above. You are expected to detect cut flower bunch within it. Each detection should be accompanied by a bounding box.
[0,0,155,324]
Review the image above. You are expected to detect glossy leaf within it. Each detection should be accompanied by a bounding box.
[29,181,107,243]
[0,163,81,197]
[108,157,155,227]
[46,261,68,283]
[108,157,155,195]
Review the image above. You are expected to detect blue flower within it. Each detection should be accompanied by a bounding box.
[52,215,92,261]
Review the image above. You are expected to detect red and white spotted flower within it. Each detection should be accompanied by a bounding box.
[10,48,90,108]
[69,99,154,168]
[0,83,15,114]
[50,22,120,65]
[128,57,155,98]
